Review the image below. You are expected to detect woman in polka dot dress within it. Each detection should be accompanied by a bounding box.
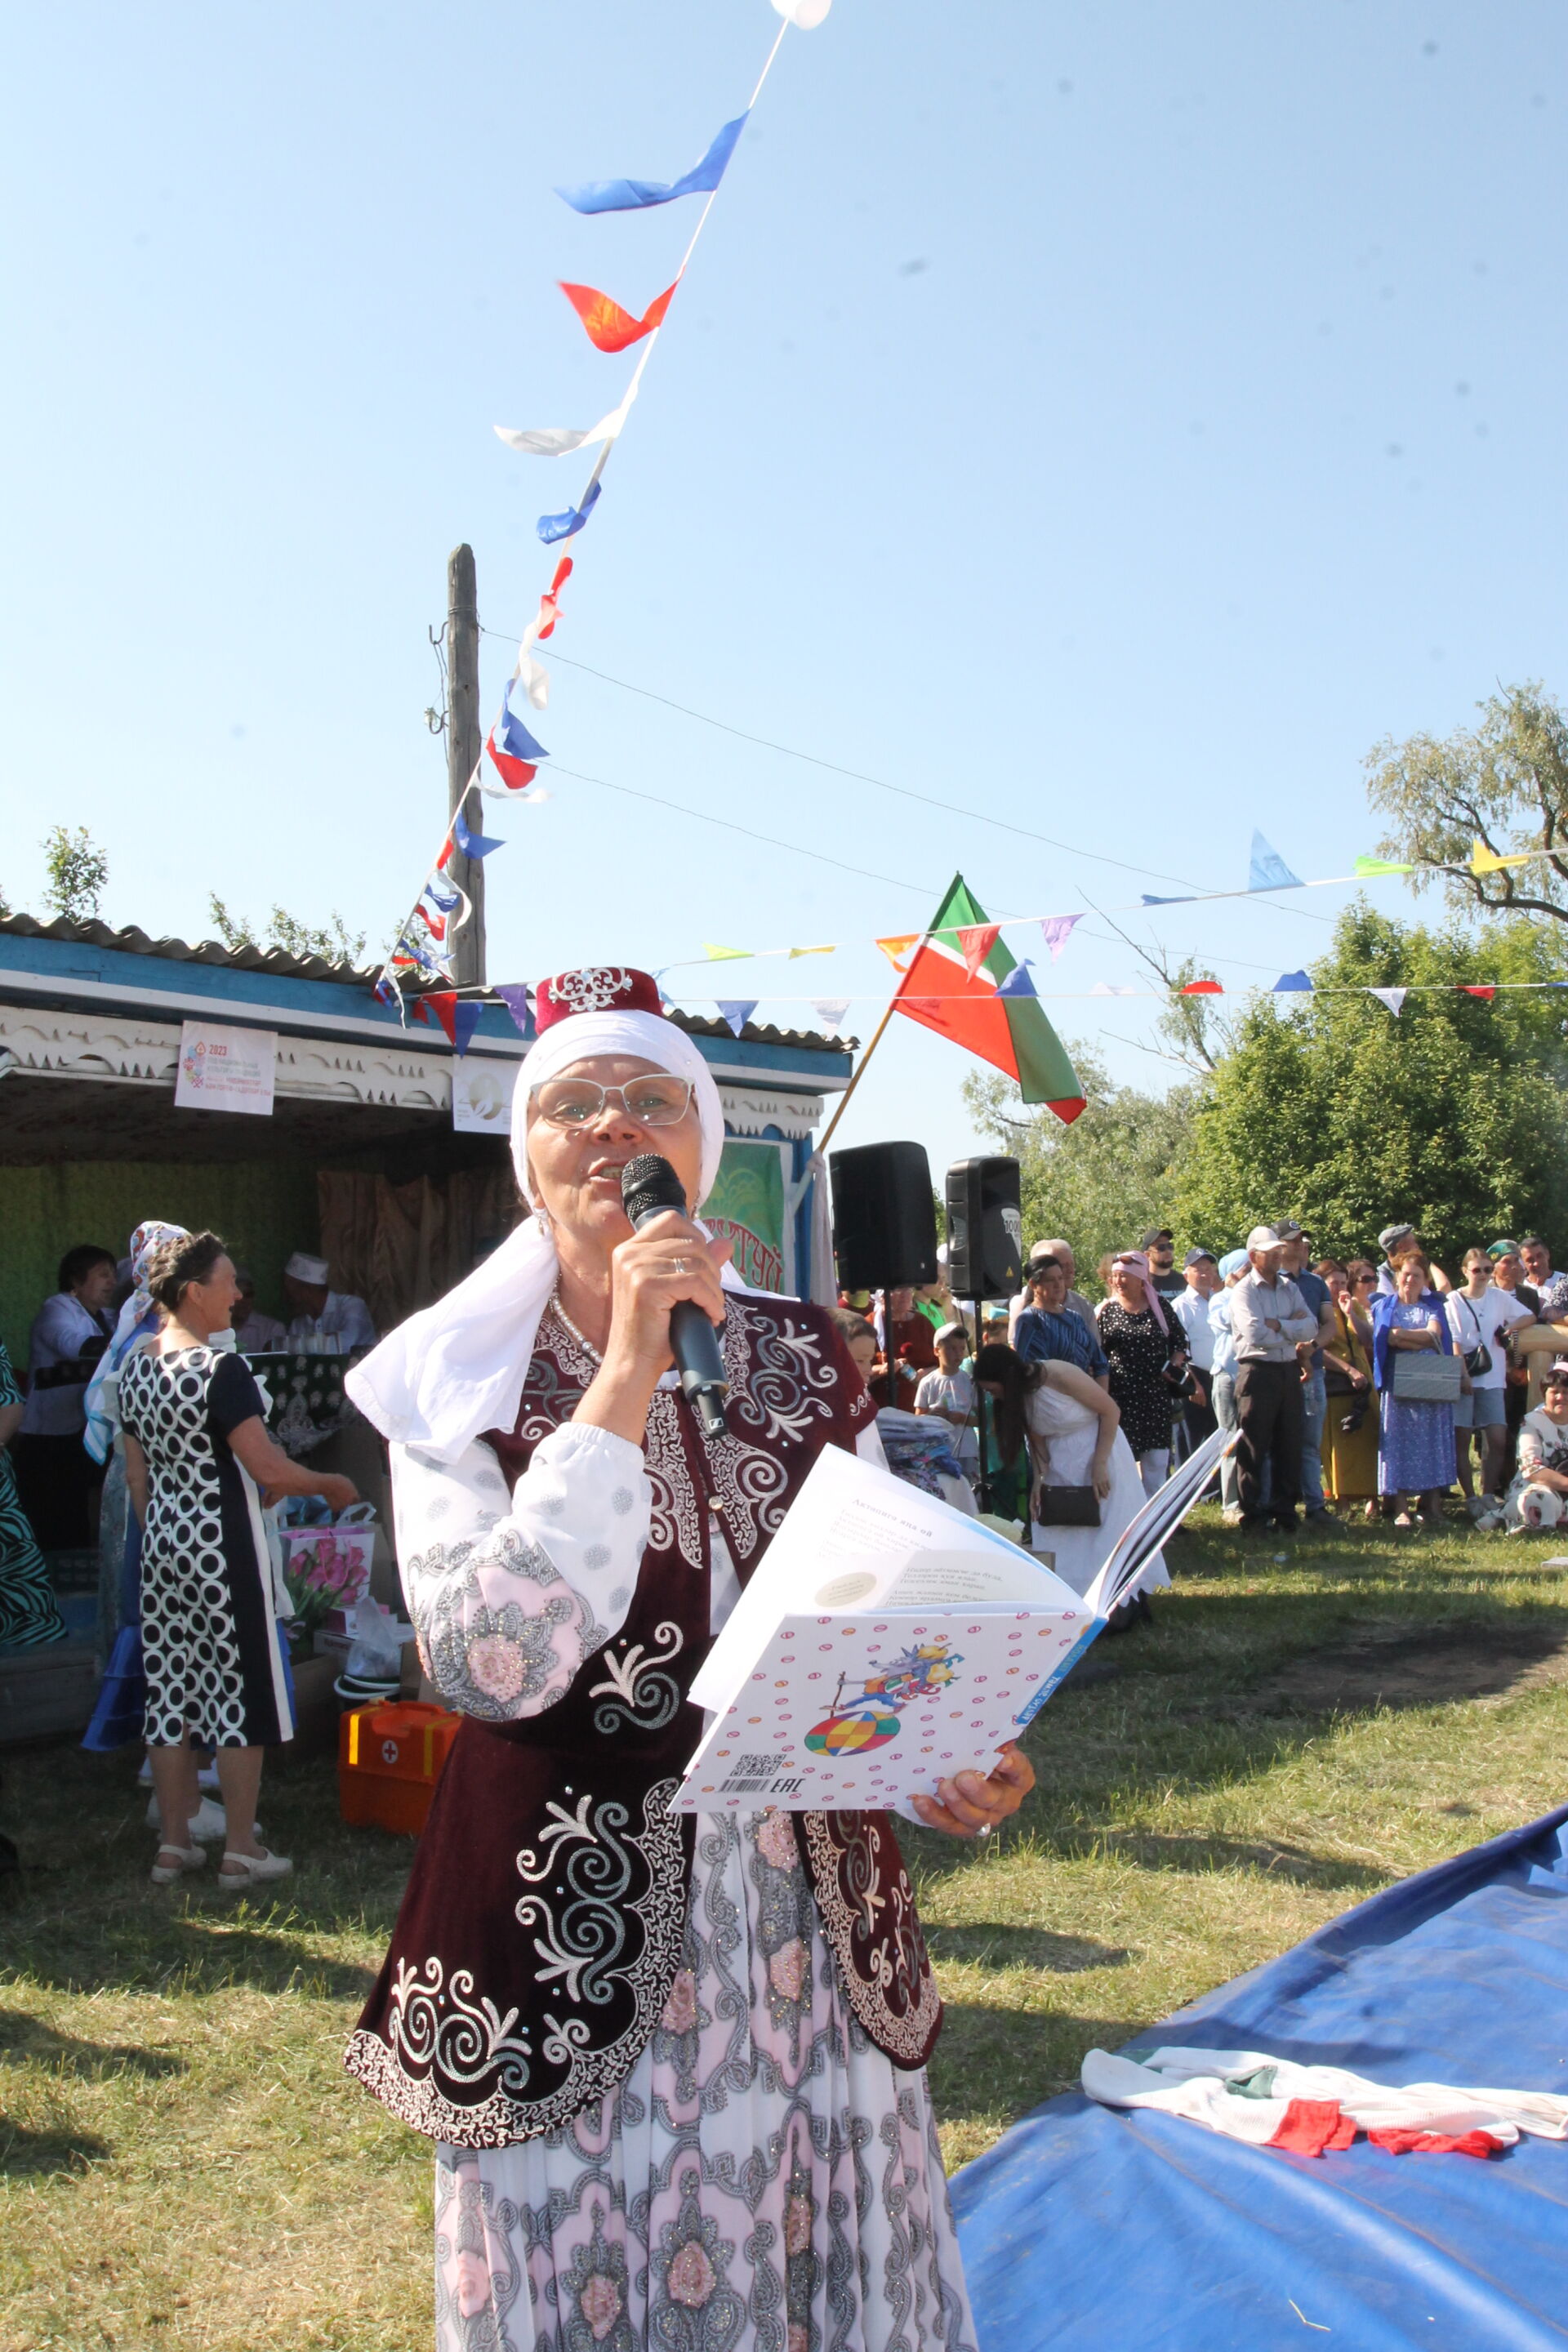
[120,1231,359,1890]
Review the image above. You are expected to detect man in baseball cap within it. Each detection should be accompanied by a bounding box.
[1229,1225,1319,1535]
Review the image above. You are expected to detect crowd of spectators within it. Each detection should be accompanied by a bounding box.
[835,1216,1568,1554]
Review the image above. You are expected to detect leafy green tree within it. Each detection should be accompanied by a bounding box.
[41,826,109,924]
[1365,682,1568,927]
[963,1046,1197,1294]
[1173,902,1568,1268]
[207,894,366,965]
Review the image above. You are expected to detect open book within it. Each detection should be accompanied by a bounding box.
[672,1428,1230,1813]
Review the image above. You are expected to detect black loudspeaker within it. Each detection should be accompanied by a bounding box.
[829,1141,938,1293]
[946,1157,1022,1300]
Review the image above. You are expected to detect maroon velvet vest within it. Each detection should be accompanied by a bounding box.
[343,1293,942,2148]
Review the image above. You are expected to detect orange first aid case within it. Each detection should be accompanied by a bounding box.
[338,1700,460,1835]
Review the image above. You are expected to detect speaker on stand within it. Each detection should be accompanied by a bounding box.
[827,1141,938,1294]
[945,1157,1023,1516]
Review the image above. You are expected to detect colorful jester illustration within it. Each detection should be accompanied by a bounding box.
[804,1636,966,1756]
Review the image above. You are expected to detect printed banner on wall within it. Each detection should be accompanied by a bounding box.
[704,1138,790,1293]
[452,1058,519,1135]
[174,1022,278,1116]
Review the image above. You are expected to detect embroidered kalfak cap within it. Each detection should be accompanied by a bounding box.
[534,967,666,1030]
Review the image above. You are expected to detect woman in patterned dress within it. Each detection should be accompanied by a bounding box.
[343,967,1033,2352]
[1370,1250,1458,1529]
[119,1232,359,1887]
[0,1339,68,1649]
[1095,1251,1187,1495]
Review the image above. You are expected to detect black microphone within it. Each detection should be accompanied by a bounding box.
[621,1153,729,1438]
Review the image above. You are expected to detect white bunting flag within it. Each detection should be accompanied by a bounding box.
[810,998,850,1035]
[495,382,639,459]
[1368,987,1408,1016]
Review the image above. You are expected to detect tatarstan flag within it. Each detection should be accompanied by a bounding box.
[893,875,1086,1123]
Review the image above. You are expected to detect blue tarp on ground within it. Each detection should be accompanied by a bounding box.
[952,1804,1568,2350]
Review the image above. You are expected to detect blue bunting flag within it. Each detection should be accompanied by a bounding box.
[717,1000,759,1037]
[1272,969,1314,992]
[453,808,506,861]
[494,984,536,1040]
[1249,831,1303,893]
[996,960,1039,1000]
[538,478,603,546]
[555,114,749,216]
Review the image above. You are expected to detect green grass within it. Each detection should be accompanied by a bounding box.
[3,1508,1566,2349]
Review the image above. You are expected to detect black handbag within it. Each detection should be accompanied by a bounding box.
[1033,1486,1102,1527]
[1454,1298,1492,1381]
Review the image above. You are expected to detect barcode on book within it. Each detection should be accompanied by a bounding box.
[720,1752,788,1793]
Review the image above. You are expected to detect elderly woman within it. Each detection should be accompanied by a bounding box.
[1371,1250,1459,1528]
[342,968,1031,2352]
[1320,1260,1380,1518]
[1502,1358,1568,1529]
[1095,1250,1187,1495]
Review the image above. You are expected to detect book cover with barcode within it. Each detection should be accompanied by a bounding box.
[671,1606,1098,1812]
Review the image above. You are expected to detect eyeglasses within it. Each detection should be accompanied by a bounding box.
[1354,1275,1376,1286]
[530,1073,696,1129]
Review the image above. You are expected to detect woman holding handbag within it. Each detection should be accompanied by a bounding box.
[1447,1248,1533,1523]
[971,1344,1155,1601]
[1371,1250,1463,1528]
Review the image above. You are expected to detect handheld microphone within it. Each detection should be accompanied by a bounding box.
[620,1153,729,1438]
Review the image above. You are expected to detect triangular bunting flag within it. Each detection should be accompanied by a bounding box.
[789,943,836,959]
[1368,987,1408,1016]
[716,1000,758,1037]
[1354,854,1414,876]
[875,934,920,970]
[555,113,749,216]
[413,992,457,1045]
[1463,985,1497,1000]
[810,998,850,1033]
[1272,970,1314,993]
[704,943,751,962]
[1091,982,1137,997]
[537,478,603,546]
[891,876,1085,1121]
[1180,978,1223,995]
[452,808,506,861]
[1040,914,1083,960]
[496,383,639,461]
[1470,839,1533,875]
[452,1002,483,1056]
[957,923,1001,980]
[493,984,535,1039]
[513,652,550,710]
[1142,893,1198,906]
[1249,831,1303,893]
[996,961,1037,1000]
[559,277,678,354]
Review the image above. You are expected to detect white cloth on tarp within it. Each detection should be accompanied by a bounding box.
[1082,2043,1568,2149]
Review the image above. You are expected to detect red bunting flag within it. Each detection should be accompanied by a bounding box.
[1181,978,1224,995]
[1463,985,1497,1000]
[559,278,678,354]
[957,923,1001,980]
[413,991,458,1046]
[536,554,572,641]
[485,724,537,795]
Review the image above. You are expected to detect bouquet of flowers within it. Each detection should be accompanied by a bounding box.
[280,1517,376,1635]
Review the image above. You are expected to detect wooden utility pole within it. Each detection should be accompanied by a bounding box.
[445,543,486,989]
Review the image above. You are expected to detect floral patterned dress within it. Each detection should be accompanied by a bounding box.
[368,1297,977,2352]
[1094,1302,1176,1459]
[0,1342,67,1650]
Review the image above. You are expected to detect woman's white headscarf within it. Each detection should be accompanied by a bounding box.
[345,1008,734,1460]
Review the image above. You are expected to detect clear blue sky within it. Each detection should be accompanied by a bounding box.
[4,1,1564,1181]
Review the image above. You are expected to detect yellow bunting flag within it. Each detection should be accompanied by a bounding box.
[1470,840,1533,875]
[875,934,920,971]
[702,942,752,961]
[788,943,836,958]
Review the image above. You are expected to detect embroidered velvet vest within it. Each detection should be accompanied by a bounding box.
[344,1293,942,2148]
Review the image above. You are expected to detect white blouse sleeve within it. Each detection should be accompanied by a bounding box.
[390,1422,653,1722]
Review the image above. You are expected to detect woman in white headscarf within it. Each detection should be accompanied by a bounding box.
[343,967,1032,2352]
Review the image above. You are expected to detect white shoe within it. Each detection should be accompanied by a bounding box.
[217,1847,293,1891]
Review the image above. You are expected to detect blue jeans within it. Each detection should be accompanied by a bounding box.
[1300,1367,1327,1513]
[1213,1371,1240,1511]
